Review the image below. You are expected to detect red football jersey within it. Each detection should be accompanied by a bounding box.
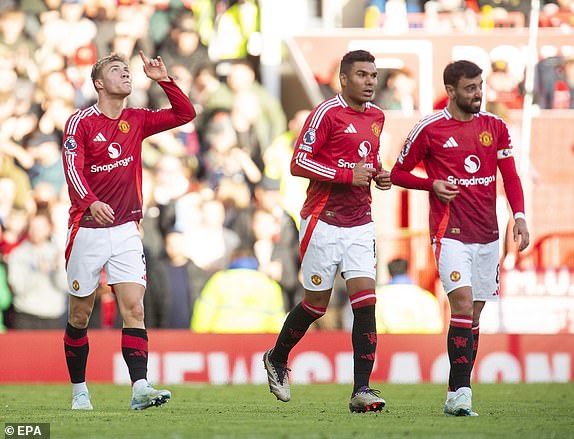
[393,108,517,244]
[291,94,385,227]
[62,79,195,228]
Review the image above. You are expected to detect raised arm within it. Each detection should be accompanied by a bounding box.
[139,51,196,137]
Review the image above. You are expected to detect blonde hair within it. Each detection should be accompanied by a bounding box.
[90,53,128,89]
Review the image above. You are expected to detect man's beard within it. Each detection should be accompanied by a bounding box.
[457,97,481,114]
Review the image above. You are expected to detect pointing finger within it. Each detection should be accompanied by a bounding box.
[139,50,149,65]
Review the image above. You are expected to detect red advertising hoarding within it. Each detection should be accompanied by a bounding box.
[0,331,570,384]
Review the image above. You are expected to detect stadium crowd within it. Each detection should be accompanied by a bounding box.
[1,0,573,332]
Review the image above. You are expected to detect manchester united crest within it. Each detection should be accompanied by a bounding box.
[311,274,322,286]
[450,271,461,282]
[118,120,130,133]
[72,280,80,291]
[479,131,493,146]
[371,122,381,137]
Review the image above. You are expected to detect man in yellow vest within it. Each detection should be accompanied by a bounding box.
[376,258,443,334]
[191,248,285,333]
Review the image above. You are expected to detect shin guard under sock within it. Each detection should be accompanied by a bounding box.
[64,323,89,384]
[447,315,473,390]
[271,300,325,364]
[122,328,148,383]
[350,290,377,391]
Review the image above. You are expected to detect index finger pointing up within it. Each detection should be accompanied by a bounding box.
[139,50,149,64]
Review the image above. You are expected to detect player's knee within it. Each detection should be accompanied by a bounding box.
[447,292,473,315]
[69,312,90,329]
[124,302,145,322]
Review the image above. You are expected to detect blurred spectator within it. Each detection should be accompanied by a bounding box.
[36,69,76,134]
[0,208,28,256]
[0,178,17,225]
[47,188,70,254]
[375,68,417,114]
[145,230,208,328]
[535,51,571,109]
[202,110,262,191]
[208,0,260,63]
[230,89,264,171]
[318,62,342,100]
[24,132,66,192]
[0,0,16,14]
[184,197,241,272]
[158,12,210,77]
[82,0,117,59]
[152,154,192,207]
[110,1,154,57]
[140,166,165,264]
[38,97,75,137]
[485,100,509,121]
[31,181,59,216]
[375,258,443,333]
[36,0,97,60]
[486,58,524,109]
[215,176,253,246]
[0,7,38,79]
[0,253,10,332]
[252,177,302,311]
[111,21,138,60]
[0,145,32,212]
[0,69,38,162]
[193,63,225,114]
[540,0,574,28]
[424,0,477,32]
[126,52,153,107]
[66,43,98,108]
[207,60,287,151]
[6,212,67,329]
[565,56,574,108]
[190,247,285,333]
[149,61,195,110]
[475,0,531,25]
[0,219,12,332]
[263,109,310,223]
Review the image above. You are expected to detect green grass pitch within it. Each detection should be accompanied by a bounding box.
[1,383,572,438]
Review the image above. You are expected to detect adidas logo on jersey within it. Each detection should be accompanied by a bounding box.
[443,137,458,148]
[344,123,357,134]
[93,133,107,142]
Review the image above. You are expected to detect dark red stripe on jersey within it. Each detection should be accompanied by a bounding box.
[433,204,450,262]
[122,334,148,351]
[300,184,331,261]
[299,215,319,262]
[436,203,450,240]
[64,223,81,270]
[64,334,88,347]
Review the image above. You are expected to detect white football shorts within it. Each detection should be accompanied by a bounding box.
[65,221,146,297]
[432,237,499,301]
[299,216,377,291]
